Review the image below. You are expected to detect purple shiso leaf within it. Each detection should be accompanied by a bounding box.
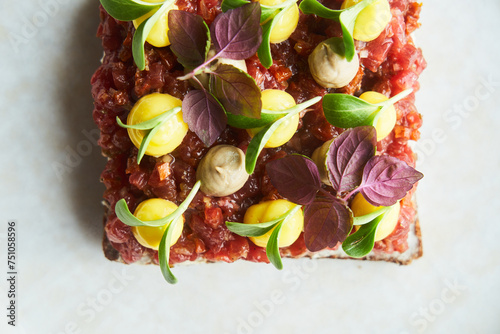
[211,64,262,118]
[266,155,322,206]
[304,198,353,252]
[359,155,424,207]
[210,3,262,60]
[182,90,227,147]
[326,126,377,195]
[168,10,210,68]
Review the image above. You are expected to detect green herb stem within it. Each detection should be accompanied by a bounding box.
[374,89,414,108]
[177,53,219,81]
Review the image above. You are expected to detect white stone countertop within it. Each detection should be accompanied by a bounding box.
[0,0,499,333]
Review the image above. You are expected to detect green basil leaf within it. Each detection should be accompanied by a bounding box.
[100,0,162,21]
[266,220,284,270]
[339,0,377,61]
[226,204,302,237]
[352,206,390,225]
[322,94,380,128]
[158,219,178,284]
[132,0,175,70]
[245,96,321,174]
[342,214,383,258]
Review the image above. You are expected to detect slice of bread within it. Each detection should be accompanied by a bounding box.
[94,1,426,268]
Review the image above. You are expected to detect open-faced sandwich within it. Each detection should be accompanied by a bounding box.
[92,0,426,283]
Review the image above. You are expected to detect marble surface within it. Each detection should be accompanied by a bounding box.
[1,0,499,333]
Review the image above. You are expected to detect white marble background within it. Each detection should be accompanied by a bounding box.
[0,0,499,333]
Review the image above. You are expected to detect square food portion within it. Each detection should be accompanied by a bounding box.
[92,0,426,274]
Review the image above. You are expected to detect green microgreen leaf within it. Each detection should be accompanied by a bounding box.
[257,5,288,68]
[226,204,302,270]
[115,180,201,228]
[116,107,181,164]
[221,0,251,12]
[132,0,175,70]
[268,204,301,270]
[257,0,297,68]
[342,203,397,257]
[158,218,179,284]
[245,96,321,174]
[226,109,287,129]
[323,94,380,128]
[225,204,302,237]
[260,0,297,21]
[352,206,390,225]
[266,220,285,270]
[342,214,382,258]
[323,89,413,129]
[226,219,280,237]
[299,0,376,61]
[115,180,201,284]
[99,0,162,21]
[116,107,181,130]
[136,123,162,164]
